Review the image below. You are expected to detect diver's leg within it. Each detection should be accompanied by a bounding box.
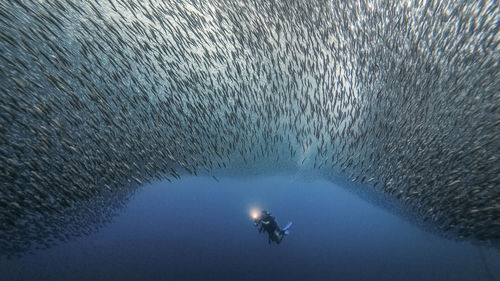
[277,233,283,244]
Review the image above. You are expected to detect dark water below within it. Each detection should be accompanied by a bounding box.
[1,176,499,281]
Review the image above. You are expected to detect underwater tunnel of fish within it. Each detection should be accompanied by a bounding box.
[0,0,499,256]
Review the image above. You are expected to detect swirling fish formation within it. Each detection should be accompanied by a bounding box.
[0,0,498,257]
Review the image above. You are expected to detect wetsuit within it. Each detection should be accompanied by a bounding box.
[258,213,283,244]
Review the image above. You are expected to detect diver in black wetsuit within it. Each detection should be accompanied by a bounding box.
[254,210,286,244]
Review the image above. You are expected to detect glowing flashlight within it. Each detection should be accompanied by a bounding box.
[250,208,260,220]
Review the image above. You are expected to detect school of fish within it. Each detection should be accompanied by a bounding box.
[0,0,498,257]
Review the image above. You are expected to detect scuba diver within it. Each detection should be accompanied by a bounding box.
[253,210,292,244]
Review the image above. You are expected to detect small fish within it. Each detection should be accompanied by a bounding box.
[0,0,497,258]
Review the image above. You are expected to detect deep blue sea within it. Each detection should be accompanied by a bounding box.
[1,176,499,281]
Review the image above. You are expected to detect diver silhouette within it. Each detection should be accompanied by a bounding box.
[253,210,292,244]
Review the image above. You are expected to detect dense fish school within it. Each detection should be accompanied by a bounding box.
[0,0,498,257]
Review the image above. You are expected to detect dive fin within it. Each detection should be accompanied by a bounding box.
[282,222,292,235]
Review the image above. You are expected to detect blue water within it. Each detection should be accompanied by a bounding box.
[1,176,499,281]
